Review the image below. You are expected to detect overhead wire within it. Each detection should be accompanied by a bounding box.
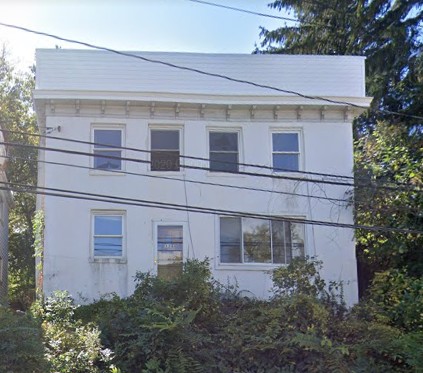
[2,129,421,192]
[1,180,421,235]
[1,153,353,205]
[0,21,422,121]
[3,140,421,193]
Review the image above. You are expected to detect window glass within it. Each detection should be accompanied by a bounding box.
[94,130,122,148]
[273,154,299,172]
[157,225,183,280]
[220,217,241,263]
[243,218,271,263]
[219,217,304,264]
[209,132,239,172]
[151,130,179,150]
[93,129,122,170]
[93,215,123,257]
[151,130,180,171]
[272,133,300,172]
[272,133,298,152]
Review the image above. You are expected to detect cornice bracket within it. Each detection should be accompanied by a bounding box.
[100,100,106,114]
[273,105,280,120]
[296,105,303,120]
[200,104,206,118]
[150,102,155,118]
[250,105,256,119]
[226,105,232,120]
[320,105,327,120]
[125,101,131,116]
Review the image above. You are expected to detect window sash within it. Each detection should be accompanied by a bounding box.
[93,129,123,170]
[150,130,181,171]
[93,214,123,257]
[209,132,239,172]
[220,217,303,264]
[272,133,300,172]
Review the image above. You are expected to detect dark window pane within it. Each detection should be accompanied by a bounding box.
[94,216,122,235]
[151,151,180,171]
[220,217,241,263]
[273,154,299,172]
[94,150,122,170]
[210,152,238,172]
[210,132,238,151]
[158,225,183,251]
[243,218,271,263]
[94,130,121,148]
[272,220,287,264]
[273,133,298,152]
[94,237,122,256]
[151,130,179,150]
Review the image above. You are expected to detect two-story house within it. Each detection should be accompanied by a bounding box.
[34,49,371,305]
[0,125,12,303]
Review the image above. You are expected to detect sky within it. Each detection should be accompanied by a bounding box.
[0,0,291,72]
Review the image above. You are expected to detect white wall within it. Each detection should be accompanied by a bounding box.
[36,49,366,98]
[41,113,358,305]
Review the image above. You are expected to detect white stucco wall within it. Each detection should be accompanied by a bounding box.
[40,114,358,305]
[35,50,369,307]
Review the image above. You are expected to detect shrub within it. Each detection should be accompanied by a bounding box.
[39,291,113,373]
[0,306,47,372]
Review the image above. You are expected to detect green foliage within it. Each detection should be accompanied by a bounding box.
[368,269,423,332]
[0,306,47,372]
[354,122,423,277]
[39,291,113,373]
[0,46,38,309]
[76,259,422,372]
[257,0,423,131]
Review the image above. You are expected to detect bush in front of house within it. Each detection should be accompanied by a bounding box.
[76,258,423,373]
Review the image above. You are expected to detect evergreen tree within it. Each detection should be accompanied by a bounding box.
[257,1,423,291]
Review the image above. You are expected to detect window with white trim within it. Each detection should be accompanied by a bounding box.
[272,132,300,172]
[209,131,239,173]
[220,217,304,264]
[150,129,180,171]
[93,128,123,170]
[92,212,124,257]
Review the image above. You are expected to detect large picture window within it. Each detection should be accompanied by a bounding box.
[151,130,180,171]
[272,132,300,172]
[93,128,123,170]
[209,131,239,173]
[220,217,304,264]
[92,213,124,257]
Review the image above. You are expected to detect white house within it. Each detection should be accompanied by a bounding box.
[0,125,12,303]
[34,49,371,306]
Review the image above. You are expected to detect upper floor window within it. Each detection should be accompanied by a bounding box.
[272,132,300,172]
[150,130,180,171]
[220,217,304,264]
[209,131,239,173]
[93,128,123,171]
[92,212,124,257]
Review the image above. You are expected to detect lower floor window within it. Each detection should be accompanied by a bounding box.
[93,213,124,257]
[220,217,304,264]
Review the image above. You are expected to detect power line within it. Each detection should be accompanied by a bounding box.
[4,140,421,193]
[188,0,300,22]
[5,153,420,215]
[3,129,354,180]
[2,154,351,205]
[3,129,421,192]
[1,21,422,121]
[1,180,421,235]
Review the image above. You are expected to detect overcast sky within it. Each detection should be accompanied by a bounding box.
[0,0,291,72]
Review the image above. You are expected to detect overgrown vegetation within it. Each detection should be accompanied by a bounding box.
[3,259,420,372]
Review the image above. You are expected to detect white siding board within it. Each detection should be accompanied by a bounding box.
[36,50,366,98]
